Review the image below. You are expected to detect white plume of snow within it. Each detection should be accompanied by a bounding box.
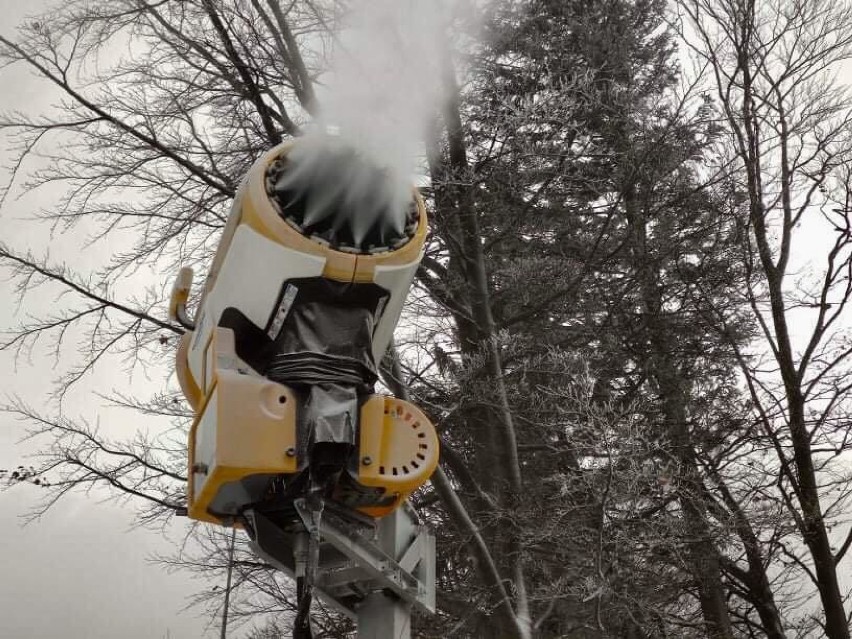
[281,0,463,241]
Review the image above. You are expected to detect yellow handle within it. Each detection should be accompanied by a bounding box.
[169,266,195,329]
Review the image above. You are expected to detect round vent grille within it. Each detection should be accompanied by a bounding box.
[378,401,435,478]
[357,396,439,496]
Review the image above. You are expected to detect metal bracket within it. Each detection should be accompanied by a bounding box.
[244,501,435,619]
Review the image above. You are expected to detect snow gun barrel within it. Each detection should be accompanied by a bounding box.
[170,139,438,528]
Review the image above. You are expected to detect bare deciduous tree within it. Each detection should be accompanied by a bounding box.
[680,0,852,636]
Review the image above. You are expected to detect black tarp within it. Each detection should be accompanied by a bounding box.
[219,278,388,459]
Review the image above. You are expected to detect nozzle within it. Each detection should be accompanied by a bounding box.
[264,144,419,255]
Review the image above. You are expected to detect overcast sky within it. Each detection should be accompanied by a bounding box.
[0,1,219,636]
[0,483,214,638]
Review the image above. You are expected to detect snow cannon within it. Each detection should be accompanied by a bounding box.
[170,140,439,528]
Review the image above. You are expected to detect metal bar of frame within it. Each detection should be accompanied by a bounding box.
[356,508,415,639]
[245,501,435,637]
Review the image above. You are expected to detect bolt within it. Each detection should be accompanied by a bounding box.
[285,447,296,457]
[362,456,372,466]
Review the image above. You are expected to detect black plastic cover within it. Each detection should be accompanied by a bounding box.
[218,278,388,456]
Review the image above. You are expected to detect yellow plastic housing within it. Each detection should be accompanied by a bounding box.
[203,141,428,296]
[356,396,440,518]
[186,328,440,525]
[176,332,202,412]
[187,329,298,524]
[175,139,428,405]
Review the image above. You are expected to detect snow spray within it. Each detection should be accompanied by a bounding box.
[268,0,466,254]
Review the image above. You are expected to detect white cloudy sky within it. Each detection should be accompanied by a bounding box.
[0,1,218,636]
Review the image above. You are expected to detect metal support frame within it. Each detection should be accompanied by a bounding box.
[355,506,430,639]
[245,500,434,637]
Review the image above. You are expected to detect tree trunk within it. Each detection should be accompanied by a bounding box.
[624,188,734,639]
[710,475,786,639]
[425,47,532,639]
